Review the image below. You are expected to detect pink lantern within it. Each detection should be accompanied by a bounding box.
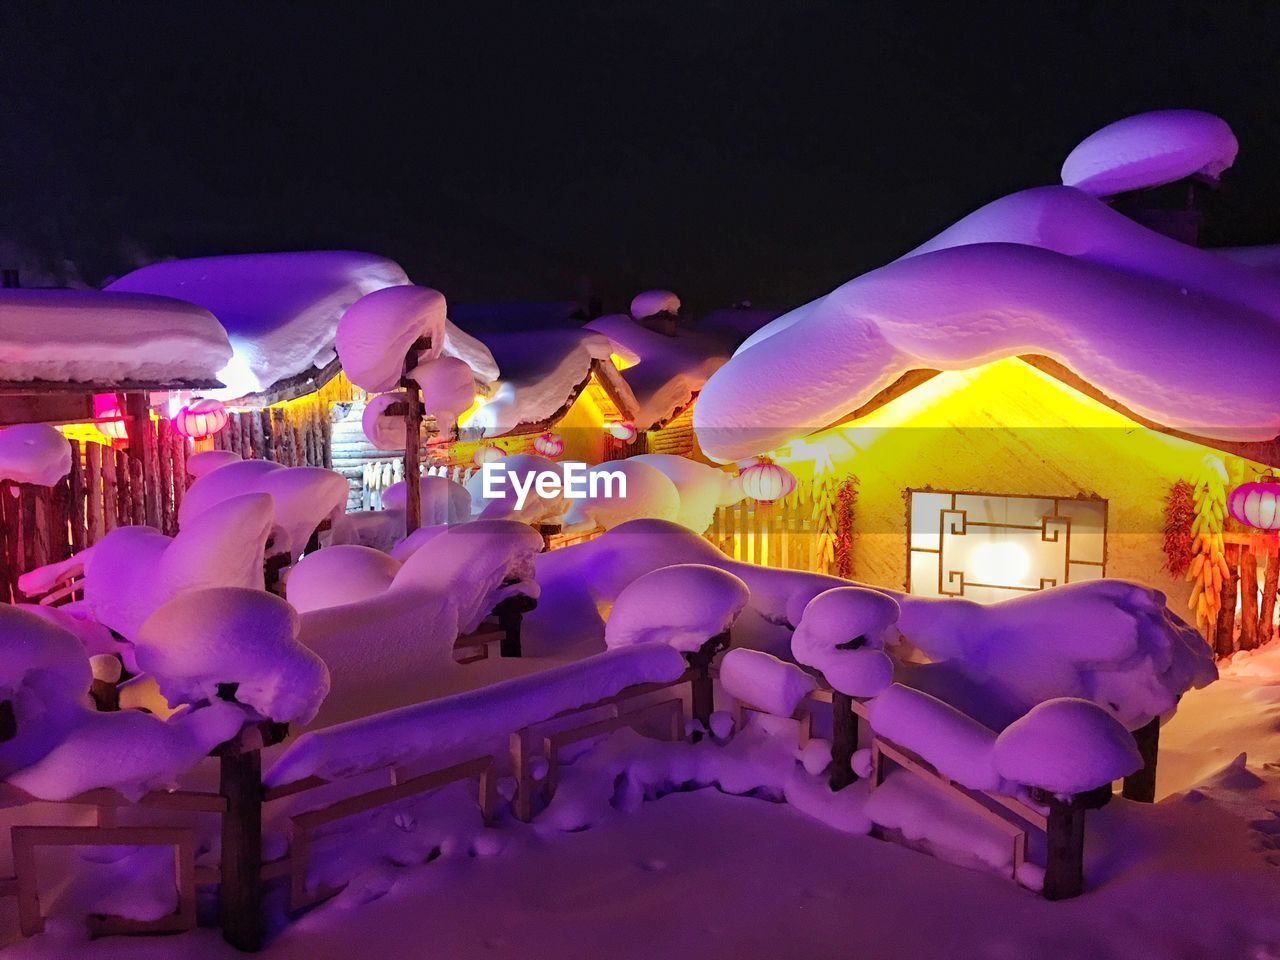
[739,458,796,504]
[533,432,564,458]
[173,398,229,440]
[607,420,637,443]
[473,444,504,466]
[1228,475,1280,531]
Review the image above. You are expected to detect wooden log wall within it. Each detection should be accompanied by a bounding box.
[213,398,332,472]
[1,430,191,602]
[1214,537,1280,655]
[706,480,825,574]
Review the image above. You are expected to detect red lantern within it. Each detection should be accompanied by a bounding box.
[173,398,229,440]
[473,444,504,466]
[739,458,796,504]
[533,432,564,458]
[607,420,637,443]
[1228,475,1280,531]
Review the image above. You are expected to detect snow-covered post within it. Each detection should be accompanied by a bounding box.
[400,335,431,535]
[216,724,267,952]
[1121,717,1160,803]
[993,699,1144,901]
[495,593,537,658]
[790,588,898,792]
[686,629,729,730]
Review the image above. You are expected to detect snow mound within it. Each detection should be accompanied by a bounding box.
[83,492,276,640]
[466,453,566,523]
[392,519,543,633]
[895,579,1216,730]
[8,701,247,801]
[0,288,232,386]
[361,392,410,451]
[697,184,1280,462]
[1061,109,1238,197]
[181,460,348,559]
[265,644,686,786]
[185,449,241,478]
[337,285,448,392]
[20,603,131,667]
[868,684,1004,793]
[0,604,91,704]
[109,251,407,398]
[563,460,681,530]
[631,289,681,319]
[720,648,815,717]
[627,454,742,533]
[605,564,748,652]
[287,545,402,613]
[411,355,476,431]
[792,587,898,698]
[137,587,330,725]
[0,424,71,486]
[382,474,472,525]
[993,697,1142,795]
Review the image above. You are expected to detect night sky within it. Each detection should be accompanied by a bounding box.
[3,1,1280,313]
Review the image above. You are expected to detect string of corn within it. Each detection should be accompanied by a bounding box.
[1187,454,1230,629]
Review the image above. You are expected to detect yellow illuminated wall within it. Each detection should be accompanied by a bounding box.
[780,357,1266,613]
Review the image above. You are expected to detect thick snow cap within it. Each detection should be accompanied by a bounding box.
[287,545,402,613]
[0,604,91,703]
[792,587,898,698]
[1061,109,1238,197]
[109,251,405,398]
[0,424,71,486]
[993,697,1142,795]
[185,449,241,479]
[137,587,330,725]
[0,288,231,386]
[719,647,816,718]
[605,563,749,652]
[695,185,1280,461]
[562,459,682,530]
[361,391,410,451]
[631,289,681,319]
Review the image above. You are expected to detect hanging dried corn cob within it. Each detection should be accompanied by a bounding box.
[1187,454,1230,630]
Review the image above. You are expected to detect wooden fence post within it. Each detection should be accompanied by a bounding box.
[495,594,536,658]
[1122,716,1160,803]
[1042,795,1087,900]
[829,691,859,791]
[400,336,431,535]
[218,739,264,951]
[685,630,729,731]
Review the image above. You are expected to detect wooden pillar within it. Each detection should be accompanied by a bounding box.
[829,690,859,792]
[1238,546,1259,651]
[1260,549,1279,646]
[1214,542,1240,658]
[495,594,535,658]
[1122,716,1160,803]
[400,337,431,535]
[684,630,729,732]
[0,700,15,742]
[219,745,264,952]
[1043,796,1087,900]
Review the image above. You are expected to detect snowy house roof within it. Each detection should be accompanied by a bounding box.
[0,288,231,389]
[465,327,637,437]
[107,251,409,401]
[585,313,742,429]
[695,184,1280,463]
[1061,109,1238,197]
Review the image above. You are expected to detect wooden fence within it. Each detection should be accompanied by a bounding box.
[707,481,825,573]
[1,427,190,603]
[212,402,332,470]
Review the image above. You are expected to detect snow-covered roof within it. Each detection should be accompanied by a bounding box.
[107,251,409,399]
[466,327,637,437]
[696,184,1280,463]
[0,288,231,388]
[1061,109,1238,197]
[585,314,735,429]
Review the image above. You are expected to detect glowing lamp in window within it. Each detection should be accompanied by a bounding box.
[607,420,637,443]
[739,458,796,504]
[533,432,564,458]
[473,444,504,466]
[173,398,230,440]
[1228,476,1280,531]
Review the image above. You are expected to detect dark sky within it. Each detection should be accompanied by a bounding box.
[3,1,1279,313]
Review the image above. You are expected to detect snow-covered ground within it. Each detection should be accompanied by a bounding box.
[4,641,1279,959]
